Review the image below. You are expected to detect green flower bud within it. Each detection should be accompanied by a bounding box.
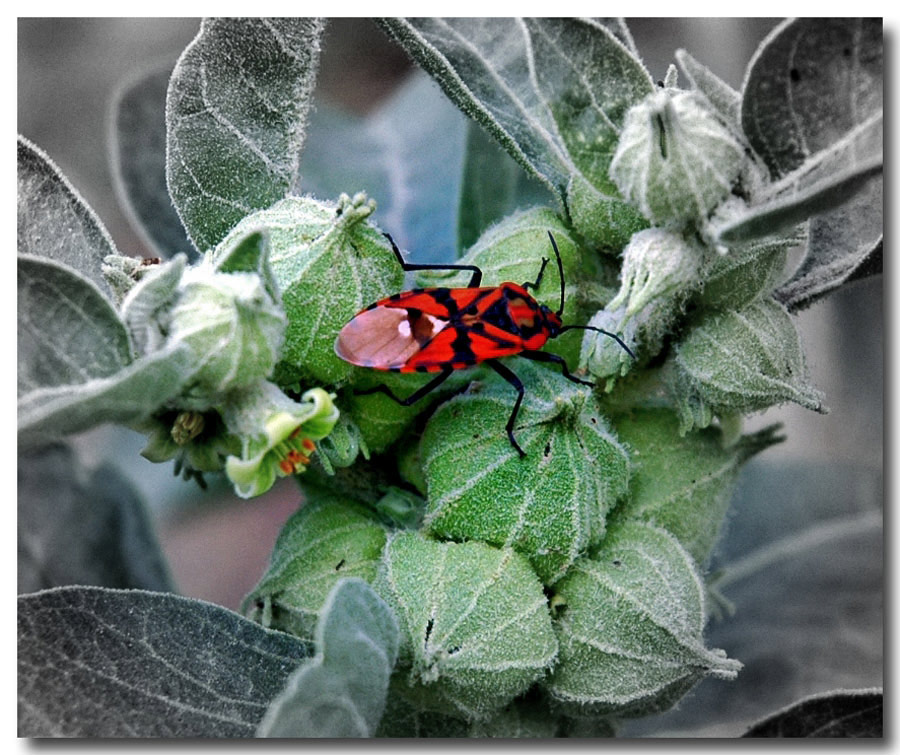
[374,486,426,530]
[136,407,238,480]
[214,192,403,386]
[313,411,369,475]
[668,297,826,433]
[243,491,387,642]
[579,307,638,389]
[610,88,745,229]
[608,228,704,317]
[224,384,339,498]
[421,358,630,585]
[610,408,784,564]
[374,532,557,720]
[544,521,741,717]
[167,263,285,402]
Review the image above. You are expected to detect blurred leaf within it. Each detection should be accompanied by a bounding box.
[675,49,741,129]
[743,689,882,737]
[18,586,312,737]
[257,579,399,737]
[301,72,468,264]
[713,112,882,244]
[111,62,197,259]
[17,136,117,298]
[378,18,653,246]
[167,18,326,252]
[741,18,882,179]
[457,121,555,252]
[18,443,173,594]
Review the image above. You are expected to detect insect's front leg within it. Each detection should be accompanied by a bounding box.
[354,367,454,406]
[383,233,483,288]
[519,349,595,387]
[486,360,526,458]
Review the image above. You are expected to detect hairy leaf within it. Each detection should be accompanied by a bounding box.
[167,18,326,252]
[744,689,882,737]
[375,533,557,720]
[545,521,741,717]
[18,443,173,594]
[17,136,116,298]
[378,18,652,246]
[675,49,741,129]
[17,586,311,737]
[111,63,196,259]
[18,254,132,400]
[257,579,399,737]
[741,18,882,179]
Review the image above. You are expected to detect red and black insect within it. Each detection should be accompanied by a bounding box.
[334,231,633,457]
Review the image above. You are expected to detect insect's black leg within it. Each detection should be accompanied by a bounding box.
[354,367,454,406]
[383,232,483,288]
[519,349,595,387]
[522,257,550,292]
[486,360,526,458]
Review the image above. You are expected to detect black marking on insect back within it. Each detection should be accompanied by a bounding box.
[429,288,460,317]
[480,296,519,335]
[450,326,478,366]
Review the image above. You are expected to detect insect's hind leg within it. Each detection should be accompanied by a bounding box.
[383,233,483,288]
[354,367,454,406]
[519,349,595,387]
[486,360,527,458]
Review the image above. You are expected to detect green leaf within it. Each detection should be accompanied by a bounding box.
[167,18,326,252]
[374,532,557,720]
[668,297,825,433]
[17,136,116,298]
[211,227,279,301]
[18,443,173,594]
[257,578,399,737]
[741,18,883,179]
[457,121,555,252]
[244,491,388,642]
[18,254,132,399]
[378,18,653,244]
[111,63,196,259]
[610,409,783,565]
[17,586,312,737]
[301,71,468,264]
[422,358,630,584]
[545,521,741,717]
[743,689,882,737]
[18,341,196,449]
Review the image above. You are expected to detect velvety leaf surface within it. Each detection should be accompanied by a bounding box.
[167,18,326,252]
[111,63,196,259]
[18,586,312,737]
[743,689,882,737]
[17,136,116,297]
[257,579,399,737]
[18,443,173,595]
[675,48,742,129]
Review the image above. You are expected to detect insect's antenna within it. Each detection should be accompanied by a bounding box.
[547,231,566,318]
[558,324,636,360]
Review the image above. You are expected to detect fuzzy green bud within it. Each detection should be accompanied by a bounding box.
[610,88,745,229]
[374,532,557,720]
[244,491,387,642]
[545,521,741,717]
[167,263,285,402]
[215,192,402,386]
[421,358,630,585]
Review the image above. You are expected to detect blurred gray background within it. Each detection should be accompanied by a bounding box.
[17,19,883,612]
